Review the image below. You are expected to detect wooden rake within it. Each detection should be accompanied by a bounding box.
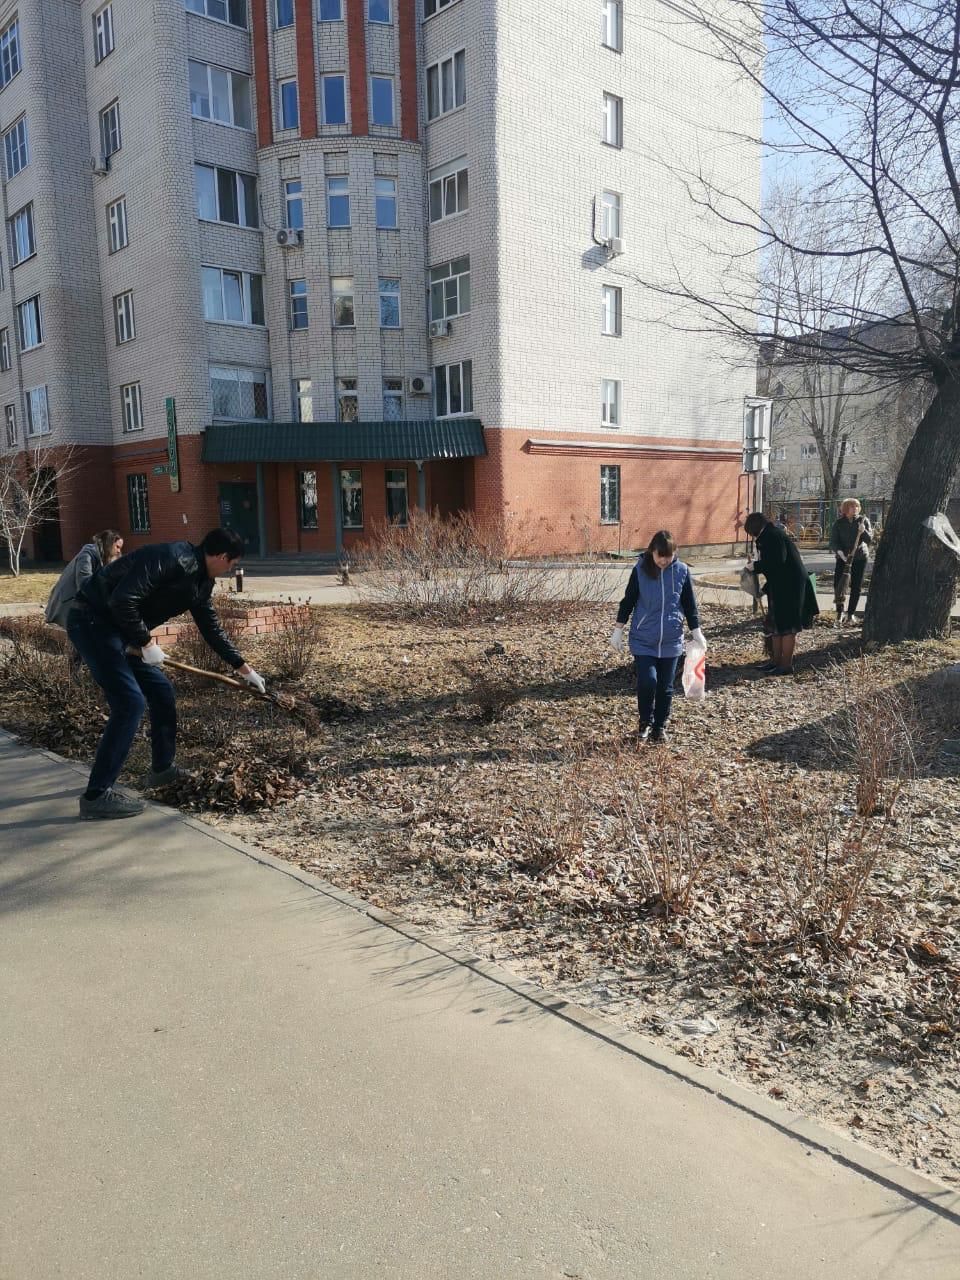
[160,657,319,731]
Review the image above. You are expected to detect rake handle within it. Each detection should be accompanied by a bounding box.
[161,656,250,690]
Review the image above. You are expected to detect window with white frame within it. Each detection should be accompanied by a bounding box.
[337,378,358,422]
[285,178,303,230]
[340,467,363,527]
[201,267,264,325]
[195,164,258,227]
[600,189,621,239]
[600,465,621,523]
[3,116,27,178]
[428,158,467,222]
[276,0,294,26]
[0,327,9,371]
[189,60,252,129]
[772,445,787,461]
[121,381,143,433]
[434,360,473,416]
[844,438,858,455]
[602,92,622,147]
[289,279,308,329]
[295,377,313,422]
[375,176,397,228]
[424,0,458,16]
[601,0,622,51]
[426,50,466,120]
[429,255,470,320]
[319,0,343,17]
[331,276,354,327]
[383,377,402,421]
[370,76,395,126]
[127,473,150,532]
[386,467,408,524]
[4,404,15,448]
[369,0,391,21]
[872,470,884,491]
[601,377,621,427]
[846,473,858,490]
[299,470,318,528]
[379,277,400,328]
[99,101,121,157]
[185,0,248,27]
[601,284,622,336]
[113,291,135,343]
[322,74,347,125]
[326,175,350,226]
[210,366,269,419]
[93,4,114,62]
[279,77,299,129]
[107,197,128,252]
[16,295,42,350]
[9,204,35,266]
[0,19,21,90]
[25,385,50,437]
[799,474,816,492]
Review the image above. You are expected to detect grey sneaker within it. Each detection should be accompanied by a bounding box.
[79,789,145,820]
[143,764,192,789]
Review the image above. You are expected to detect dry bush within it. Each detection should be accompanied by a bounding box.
[515,755,597,874]
[172,602,248,673]
[454,655,523,723]
[0,627,105,755]
[0,615,68,656]
[261,601,325,680]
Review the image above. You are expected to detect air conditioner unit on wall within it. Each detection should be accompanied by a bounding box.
[91,154,109,176]
[407,373,433,396]
[428,318,451,339]
[605,236,625,256]
[276,228,304,247]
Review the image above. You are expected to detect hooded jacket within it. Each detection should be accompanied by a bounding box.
[616,558,700,659]
[45,542,103,629]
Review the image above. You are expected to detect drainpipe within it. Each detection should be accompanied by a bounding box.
[255,462,267,556]
[332,462,343,555]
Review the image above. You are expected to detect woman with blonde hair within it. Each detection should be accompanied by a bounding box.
[829,498,873,626]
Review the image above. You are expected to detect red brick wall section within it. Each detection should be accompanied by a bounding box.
[52,445,119,561]
[398,0,419,140]
[251,0,274,148]
[151,605,295,647]
[346,0,369,135]
[294,0,318,138]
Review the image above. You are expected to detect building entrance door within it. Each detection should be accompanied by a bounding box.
[218,483,260,556]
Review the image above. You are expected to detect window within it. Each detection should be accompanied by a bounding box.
[383,377,403,421]
[195,164,259,228]
[93,5,115,63]
[300,470,318,529]
[434,360,473,417]
[319,0,343,17]
[99,101,121,158]
[429,256,470,320]
[4,404,15,448]
[16,296,42,351]
[112,291,135,343]
[107,197,129,252]
[600,465,621,523]
[426,50,466,120]
[375,176,397,228]
[0,19,21,90]
[3,117,27,178]
[121,382,143,433]
[0,328,9,371]
[25,386,50,438]
[379,277,400,328]
[772,445,787,462]
[799,475,816,492]
[340,467,363,527]
[369,0,391,20]
[424,0,458,16]
[186,0,248,27]
[600,190,621,239]
[290,279,308,329]
[846,473,858,490]
[331,276,354,327]
[601,378,621,427]
[276,0,294,26]
[322,75,347,125]
[211,366,269,419]
[285,179,304,230]
[370,76,395,127]
[872,471,884,491]
[601,284,622,336]
[601,0,623,51]
[386,468,408,524]
[845,439,859,455]
[189,61,252,129]
[202,268,264,326]
[800,442,816,459]
[428,159,467,222]
[337,378,358,422]
[279,78,299,129]
[296,378,314,422]
[127,474,150,533]
[9,204,35,267]
[602,93,622,147]
[326,176,350,226]
[872,438,888,455]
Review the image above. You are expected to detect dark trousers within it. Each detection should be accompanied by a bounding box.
[66,609,177,794]
[634,655,680,728]
[835,554,867,616]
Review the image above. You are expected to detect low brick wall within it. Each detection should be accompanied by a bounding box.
[151,605,291,646]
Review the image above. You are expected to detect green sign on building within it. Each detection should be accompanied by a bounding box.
[165,397,181,493]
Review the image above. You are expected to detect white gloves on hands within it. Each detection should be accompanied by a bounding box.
[240,667,266,694]
[690,627,707,650]
[608,626,625,654]
[140,641,167,666]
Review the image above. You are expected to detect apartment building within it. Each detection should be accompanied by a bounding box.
[0,0,760,561]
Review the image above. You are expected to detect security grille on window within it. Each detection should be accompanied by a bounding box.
[600,465,621,523]
[289,279,308,330]
[383,377,403,421]
[201,267,265,325]
[319,0,343,17]
[337,378,358,422]
[4,404,15,448]
[601,377,621,427]
[428,160,467,222]
[601,284,622,336]
[426,50,466,121]
[127,473,150,533]
[189,61,252,129]
[379,277,400,328]
[601,0,623,51]
[0,327,9,371]
[326,175,350,226]
[113,291,135,343]
[424,0,457,17]
[9,204,35,266]
[602,93,622,147]
[121,382,143,433]
[279,78,300,129]
[299,470,318,528]
[370,77,395,127]
[16,295,42,351]
[107,197,129,252]
[195,164,258,228]
[93,4,114,63]
[340,468,363,528]
[434,360,473,417]
[99,101,122,157]
[386,468,408,525]
[322,75,347,125]
[186,0,248,27]
[375,177,397,228]
[296,378,314,422]
[211,366,269,419]
[25,386,50,437]
[429,256,470,321]
[285,179,304,230]
[332,277,355,327]
[3,117,27,178]
[600,190,622,240]
[369,0,391,21]
[276,0,294,26]
[0,19,21,89]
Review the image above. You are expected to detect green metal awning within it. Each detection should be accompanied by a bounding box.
[202,419,486,464]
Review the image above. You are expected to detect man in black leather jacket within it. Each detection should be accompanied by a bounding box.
[67,527,266,820]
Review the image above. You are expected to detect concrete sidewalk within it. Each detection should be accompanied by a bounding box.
[1,733,957,1280]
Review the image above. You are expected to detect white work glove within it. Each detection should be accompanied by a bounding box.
[690,627,707,651]
[140,641,167,666]
[240,667,266,694]
[608,626,625,654]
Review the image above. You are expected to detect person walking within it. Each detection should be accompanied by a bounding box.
[44,530,124,629]
[829,498,873,626]
[744,512,819,675]
[609,530,706,743]
[67,528,266,820]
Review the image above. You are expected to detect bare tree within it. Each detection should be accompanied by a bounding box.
[0,444,77,575]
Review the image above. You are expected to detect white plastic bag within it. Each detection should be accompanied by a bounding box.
[682,635,707,700]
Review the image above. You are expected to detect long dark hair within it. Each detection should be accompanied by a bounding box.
[641,529,676,579]
[93,529,122,563]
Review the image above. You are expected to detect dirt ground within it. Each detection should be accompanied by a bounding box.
[0,571,57,605]
[2,600,959,1187]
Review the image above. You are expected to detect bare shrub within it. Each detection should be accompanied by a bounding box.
[515,754,596,875]
[454,655,523,723]
[173,601,248,673]
[261,601,325,680]
[0,626,105,755]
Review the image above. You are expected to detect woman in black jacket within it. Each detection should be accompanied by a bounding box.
[744,512,819,675]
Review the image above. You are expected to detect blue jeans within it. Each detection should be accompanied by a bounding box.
[634,655,680,729]
[66,608,177,794]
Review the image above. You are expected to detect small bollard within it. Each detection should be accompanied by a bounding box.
[235,565,244,592]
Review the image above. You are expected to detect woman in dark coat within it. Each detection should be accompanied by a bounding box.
[743,512,819,675]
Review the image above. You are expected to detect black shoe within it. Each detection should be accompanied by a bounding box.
[765,666,794,678]
[650,726,668,744]
[79,788,145,820]
[759,661,779,672]
[638,724,653,744]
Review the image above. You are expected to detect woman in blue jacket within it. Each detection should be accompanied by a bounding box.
[609,530,706,743]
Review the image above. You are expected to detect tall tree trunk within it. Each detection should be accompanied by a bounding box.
[864,373,960,643]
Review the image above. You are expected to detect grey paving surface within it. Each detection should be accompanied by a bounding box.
[1,733,958,1280]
